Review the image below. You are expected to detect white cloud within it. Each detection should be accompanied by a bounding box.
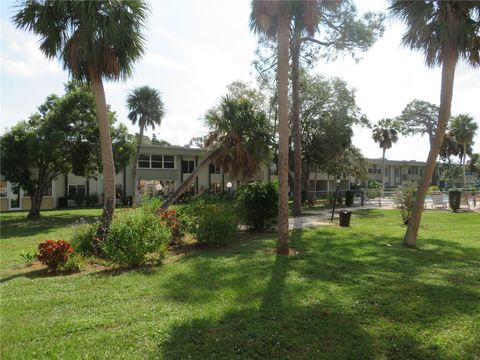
[143,53,191,72]
[0,22,62,77]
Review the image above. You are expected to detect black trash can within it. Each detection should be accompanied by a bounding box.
[339,210,352,227]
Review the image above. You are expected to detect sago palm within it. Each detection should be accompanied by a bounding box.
[13,0,149,242]
[159,96,272,210]
[449,114,478,186]
[250,0,292,254]
[127,86,165,197]
[389,0,480,248]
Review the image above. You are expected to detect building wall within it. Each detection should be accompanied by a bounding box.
[2,146,479,212]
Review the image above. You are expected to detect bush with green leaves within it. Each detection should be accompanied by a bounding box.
[235,182,278,231]
[60,253,85,274]
[102,209,171,267]
[139,195,163,215]
[20,249,38,266]
[88,193,99,206]
[345,191,354,206]
[448,189,462,213]
[178,201,237,246]
[393,182,416,225]
[428,185,440,194]
[70,222,97,255]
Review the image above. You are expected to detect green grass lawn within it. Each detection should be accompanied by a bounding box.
[1,208,479,359]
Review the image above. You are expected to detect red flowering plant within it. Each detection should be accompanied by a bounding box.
[157,209,184,244]
[38,240,74,272]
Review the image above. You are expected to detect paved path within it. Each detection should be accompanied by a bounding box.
[289,202,480,230]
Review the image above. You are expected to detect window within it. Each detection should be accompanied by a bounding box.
[164,155,175,169]
[408,166,419,175]
[210,183,222,193]
[68,185,85,197]
[116,185,123,199]
[138,154,176,169]
[209,163,221,174]
[0,180,7,197]
[151,155,163,168]
[395,167,400,177]
[138,154,150,168]
[182,160,195,173]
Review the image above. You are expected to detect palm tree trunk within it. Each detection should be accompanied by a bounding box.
[292,29,302,217]
[276,12,290,255]
[403,50,458,248]
[89,69,116,244]
[381,147,386,207]
[132,121,145,202]
[463,143,467,187]
[159,147,224,211]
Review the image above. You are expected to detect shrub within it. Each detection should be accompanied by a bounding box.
[60,253,84,274]
[70,222,97,255]
[196,203,237,246]
[235,182,278,231]
[102,209,171,267]
[20,249,38,266]
[428,185,440,194]
[448,189,462,213]
[38,240,74,271]
[393,182,416,225]
[88,193,99,206]
[73,194,86,207]
[157,209,184,244]
[179,201,237,246]
[345,191,354,206]
[139,196,163,215]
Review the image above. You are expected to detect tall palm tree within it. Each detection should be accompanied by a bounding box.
[372,119,399,205]
[127,86,165,199]
[449,114,478,187]
[290,1,322,216]
[159,96,272,211]
[389,0,480,248]
[250,0,292,254]
[13,0,148,242]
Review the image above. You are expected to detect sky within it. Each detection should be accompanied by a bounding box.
[1,0,479,162]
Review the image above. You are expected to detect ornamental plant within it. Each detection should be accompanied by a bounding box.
[235,182,278,231]
[448,189,462,213]
[157,208,184,244]
[38,240,74,272]
[393,182,416,225]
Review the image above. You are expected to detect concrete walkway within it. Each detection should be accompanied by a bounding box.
[289,201,480,230]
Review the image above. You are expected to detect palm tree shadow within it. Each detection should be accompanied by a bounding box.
[155,252,376,359]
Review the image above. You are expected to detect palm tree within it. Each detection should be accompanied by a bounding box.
[13,1,148,242]
[250,0,292,254]
[127,86,165,200]
[389,0,480,248]
[290,1,322,217]
[372,119,399,205]
[449,114,478,187]
[159,96,272,211]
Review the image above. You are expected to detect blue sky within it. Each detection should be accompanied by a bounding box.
[1,0,479,162]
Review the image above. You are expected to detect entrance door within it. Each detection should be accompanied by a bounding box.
[9,183,21,210]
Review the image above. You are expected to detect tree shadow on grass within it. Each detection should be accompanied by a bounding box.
[153,227,479,359]
[0,267,49,283]
[0,214,99,240]
[155,254,377,360]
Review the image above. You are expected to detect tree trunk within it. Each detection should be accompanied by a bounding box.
[314,164,318,203]
[403,50,458,248]
[159,147,224,211]
[27,191,43,220]
[292,29,302,217]
[276,12,290,255]
[381,147,386,207]
[89,70,116,243]
[463,143,467,187]
[132,121,145,202]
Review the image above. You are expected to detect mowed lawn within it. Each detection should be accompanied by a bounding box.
[1,208,479,359]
